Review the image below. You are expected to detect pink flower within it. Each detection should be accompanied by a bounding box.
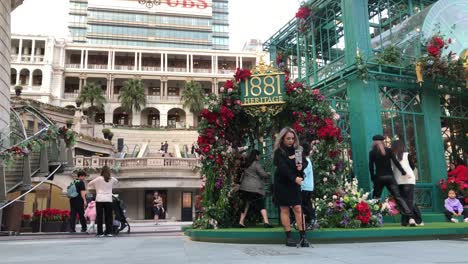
[227,88,233,93]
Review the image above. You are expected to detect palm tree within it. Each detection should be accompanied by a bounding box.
[118,79,147,125]
[181,81,206,126]
[78,82,106,124]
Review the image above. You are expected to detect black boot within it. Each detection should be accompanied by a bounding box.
[299,231,310,247]
[285,231,297,247]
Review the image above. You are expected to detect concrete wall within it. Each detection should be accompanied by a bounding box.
[0,1,11,139]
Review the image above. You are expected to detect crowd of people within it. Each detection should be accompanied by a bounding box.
[235,126,467,247]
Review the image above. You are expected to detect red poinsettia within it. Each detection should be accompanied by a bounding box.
[355,201,371,224]
[234,68,252,83]
[427,45,441,57]
[285,81,304,94]
[295,6,311,19]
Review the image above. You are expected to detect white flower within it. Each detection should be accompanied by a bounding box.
[323,177,328,182]
[227,88,233,93]
[323,195,327,199]
[333,113,340,120]
[220,87,225,93]
[362,193,369,200]
[331,165,336,171]
[340,197,344,202]
[328,202,334,207]
[315,198,319,201]
[332,195,337,200]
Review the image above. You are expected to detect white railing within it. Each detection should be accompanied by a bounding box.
[167,67,187,72]
[142,66,161,71]
[74,156,200,170]
[147,95,161,103]
[115,65,135,70]
[63,93,79,99]
[167,96,181,102]
[65,63,80,69]
[218,69,236,74]
[87,64,108,70]
[193,68,211,73]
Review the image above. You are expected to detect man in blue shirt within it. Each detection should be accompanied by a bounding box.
[301,143,315,230]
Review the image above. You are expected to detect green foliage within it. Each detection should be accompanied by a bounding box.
[78,82,106,109]
[119,79,147,114]
[375,46,402,66]
[356,52,369,83]
[181,81,206,115]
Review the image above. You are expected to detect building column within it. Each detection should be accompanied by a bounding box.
[160,80,165,100]
[235,56,239,69]
[105,112,113,124]
[80,49,84,69]
[134,52,138,71]
[17,39,23,62]
[15,70,20,85]
[160,112,168,128]
[186,54,190,72]
[31,39,36,62]
[132,111,141,126]
[342,0,379,191]
[112,51,115,70]
[139,52,142,71]
[214,56,218,74]
[28,70,33,86]
[164,53,168,72]
[212,78,218,95]
[421,88,447,211]
[239,56,243,68]
[107,51,112,70]
[84,50,88,69]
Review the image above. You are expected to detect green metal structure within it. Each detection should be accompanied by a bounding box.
[265,0,468,212]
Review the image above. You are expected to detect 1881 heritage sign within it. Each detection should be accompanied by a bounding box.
[240,73,285,106]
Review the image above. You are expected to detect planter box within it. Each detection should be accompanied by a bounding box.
[31,221,68,233]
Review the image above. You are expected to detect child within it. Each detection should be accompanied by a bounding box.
[300,143,315,230]
[444,190,468,223]
[84,201,97,233]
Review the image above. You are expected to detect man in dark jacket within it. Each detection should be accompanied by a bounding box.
[69,170,88,233]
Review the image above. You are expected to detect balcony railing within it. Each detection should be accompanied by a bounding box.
[167,96,181,102]
[74,156,200,170]
[218,68,236,74]
[193,68,211,73]
[167,67,187,72]
[63,93,79,99]
[115,65,135,70]
[87,64,108,70]
[147,95,161,103]
[142,66,161,71]
[65,63,80,69]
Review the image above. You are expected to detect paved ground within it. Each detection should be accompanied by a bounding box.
[0,233,467,264]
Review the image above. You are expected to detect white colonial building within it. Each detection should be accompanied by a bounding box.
[10,34,258,129]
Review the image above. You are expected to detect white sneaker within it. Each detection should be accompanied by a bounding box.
[409,218,416,226]
[464,218,468,223]
[450,218,459,223]
[416,222,424,227]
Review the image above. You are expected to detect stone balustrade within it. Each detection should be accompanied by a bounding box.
[74,156,200,170]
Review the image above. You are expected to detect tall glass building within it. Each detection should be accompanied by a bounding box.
[69,0,229,50]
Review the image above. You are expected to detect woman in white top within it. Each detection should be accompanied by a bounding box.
[88,166,118,237]
[391,140,423,227]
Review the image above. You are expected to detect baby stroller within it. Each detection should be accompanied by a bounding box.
[112,195,131,234]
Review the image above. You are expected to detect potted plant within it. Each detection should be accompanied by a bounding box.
[107,132,114,141]
[75,98,82,108]
[102,128,111,139]
[31,209,70,232]
[66,119,73,129]
[14,85,23,96]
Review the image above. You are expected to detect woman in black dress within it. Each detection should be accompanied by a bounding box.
[273,127,309,247]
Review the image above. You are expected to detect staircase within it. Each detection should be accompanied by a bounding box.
[0,104,66,233]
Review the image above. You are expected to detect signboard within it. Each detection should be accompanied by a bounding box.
[88,0,213,17]
[240,73,285,106]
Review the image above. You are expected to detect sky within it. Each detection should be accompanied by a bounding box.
[11,0,301,51]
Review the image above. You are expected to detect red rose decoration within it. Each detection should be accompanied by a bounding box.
[427,45,441,57]
[224,80,234,89]
[234,68,252,83]
[295,6,311,20]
